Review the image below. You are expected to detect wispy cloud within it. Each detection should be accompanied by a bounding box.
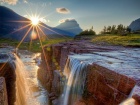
[56,7,70,14]
[0,0,18,5]
[59,18,75,23]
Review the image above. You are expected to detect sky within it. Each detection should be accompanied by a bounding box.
[1,0,140,33]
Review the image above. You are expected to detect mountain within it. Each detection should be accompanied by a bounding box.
[56,19,83,35]
[0,6,32,41]
[0,6,75,41]
[129,18,140,31]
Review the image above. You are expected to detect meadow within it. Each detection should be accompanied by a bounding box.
[92,34,140,47]
[0,38,71,52]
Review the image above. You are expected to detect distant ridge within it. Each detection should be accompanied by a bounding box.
[0,6,76,41]
[129,18,140,31]
[56,19,83,35]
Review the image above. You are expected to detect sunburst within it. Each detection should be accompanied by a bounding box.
[1,9,69,75]
[30,16,40,26]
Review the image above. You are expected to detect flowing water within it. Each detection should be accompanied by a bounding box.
[14,52,49,105]
[14,54,31,105]
[1,47,140,105]
[61,53,140,105]
[62,57,88,105]
[0,48,49,105]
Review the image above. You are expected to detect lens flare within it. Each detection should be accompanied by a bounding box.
[30,17,39,26]
[31,31,37,40]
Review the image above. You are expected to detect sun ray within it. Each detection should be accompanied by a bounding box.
[16,26,33,48]
[37,25,49,40]
[29,27,34,51]
[38,24,68,38]
[35,27,51,78]
[29,8,34,17]
[0,62,7,71]
[22,7,32,18]
[6,23,32,36]
[25,10,30,17]
[0,56,10,72]
[29,36,32,51]
[9,20,30,23]
[35,6,39,18]
[37,7,45,18]
[41,11,55,19]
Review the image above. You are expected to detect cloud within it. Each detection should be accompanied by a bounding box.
[39,18,50,23]
[56,7,70,14]
[23,15,28,17]
[24,0,28,3]
[0,0,18,5]
[59,18,76,23]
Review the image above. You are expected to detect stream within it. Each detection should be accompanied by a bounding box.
[0,47,49,105]
[18,50,49,105]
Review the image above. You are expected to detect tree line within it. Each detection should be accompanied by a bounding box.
[100,24,131,35]
[78,24,132,36]
[78,26,96,36]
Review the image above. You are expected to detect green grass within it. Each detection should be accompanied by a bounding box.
[0,38,72,52]
[92,34,140,47]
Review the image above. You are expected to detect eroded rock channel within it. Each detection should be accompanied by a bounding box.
[0,40,140,105]
[38,40,140,105]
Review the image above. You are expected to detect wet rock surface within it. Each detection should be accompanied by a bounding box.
[38,40,140,105]
[0,62,16,105]
[0,77,8,105]
[86,64,135,105]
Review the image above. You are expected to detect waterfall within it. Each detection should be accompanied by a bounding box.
[12,54,38,105]
[13,54,30,105]
[62,57,88,105]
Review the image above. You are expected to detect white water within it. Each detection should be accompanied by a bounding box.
[62,57,88,105]
[62,54,140,105]
[14,55,31,105]
[119,98,135,105]
[10,52,49,105]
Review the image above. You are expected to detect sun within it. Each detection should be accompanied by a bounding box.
[30,16,39,26]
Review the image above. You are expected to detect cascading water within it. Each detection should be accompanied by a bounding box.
[7,51,49,105]
[62,57,88,105]
[15,55,30,105]
[13,54,36,105]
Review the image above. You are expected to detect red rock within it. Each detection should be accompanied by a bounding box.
[118,76,136,95]
[86,64,136,105]
[132,95,140,105]
[39,41,137,105]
